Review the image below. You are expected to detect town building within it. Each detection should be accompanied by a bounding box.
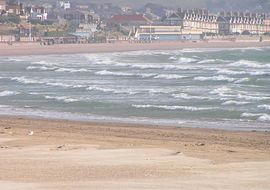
[58,0,71,10]
[107,14,153,26]
[25,6,48,21]
[163,9,219,35]
[218,11,270,35]
[135,25,203,41]
[0,0,6,12]
[6,2,23,16]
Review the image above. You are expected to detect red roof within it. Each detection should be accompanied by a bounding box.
[108,14,152,24]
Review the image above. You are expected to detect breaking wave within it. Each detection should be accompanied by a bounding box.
[87,86,137,95]
[171,93,210,100]
[258,105,270,111]
[229,60,270,69]
[194,75,235,82]
[222,100,250,106]
[44,96,78,103]
[241,113,270,122]
[132,104,217,111]
[154,74,186,79]
[0,90,20,97]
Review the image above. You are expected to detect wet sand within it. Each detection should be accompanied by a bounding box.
[0,41,270,56]
[0,117,269,190]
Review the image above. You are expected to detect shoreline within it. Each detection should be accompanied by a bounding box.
[0,116,269,189]
[0,40,270,56]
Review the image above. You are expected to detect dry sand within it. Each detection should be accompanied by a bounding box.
[0,41,270,56]
[0,117,269,190]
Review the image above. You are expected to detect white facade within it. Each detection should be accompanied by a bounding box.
[59,1,70,10]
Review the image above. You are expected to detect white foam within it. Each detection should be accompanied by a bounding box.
[217,69,247,75]
[258,114,270,122]
[87,86,137,95]
[178,57,197,63]
[10,77,44,84]
[44,96,78,103]
[229,60,270,69]
[241,113,262,117]
[32,60,58,66]
[172,93,209,100]
[258,105,270,111]
[237,94,270,101]
[194,75,235,82]
[242,113,270,122]
[0,90,20,97]
[197,59,217,64]
[95,70,134,77]
[132,104,216,111]
[168,56,177,60]
[154,74,186,80]
[209,86,232,95]
[222,100,250,106]
[27,66,58,71]
[234,78,250,84]
[55,68,88,73]
[8,58,25,62]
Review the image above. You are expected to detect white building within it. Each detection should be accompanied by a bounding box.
[59,0,70,10]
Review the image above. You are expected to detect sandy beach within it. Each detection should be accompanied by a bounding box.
[0,41,270,56]
[0,116,269,190]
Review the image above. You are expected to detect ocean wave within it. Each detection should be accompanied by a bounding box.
[10,77,44,84]
[216,69,247,75]
[46,82,86,88]
[0,90,20,97]
[197,59,219,64]
[55,68,89,73]
[194,75,249,83]
[217,69,269,76]
[32,60,58,66]
[154,74,186,80]
[27,66,58,71]
[209,86,232,95]
[258,114,270,122]
[132,104,217,111]
[85,55,197,70]
[194,75,235,82]
[87,86,137,95]
[168,56,177,60]
[234,78,250,83]
[177,57,197,63]
[171,93,209,100]
[241,112,270,122]
[237,94,270,101]
[95,70,135,77]
[9,76,87,89]
[8,57,25,62]
[229,60,270,69]
[44,96,78,103]
[222,100,250,106]
[241,113,263,117]
[258,105,270,111]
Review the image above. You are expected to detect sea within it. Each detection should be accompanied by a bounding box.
[0,47,270,131]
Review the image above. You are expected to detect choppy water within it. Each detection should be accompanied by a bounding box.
[0,47,270,130]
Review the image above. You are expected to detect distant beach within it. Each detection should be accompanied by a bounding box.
[1,40,270,56]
